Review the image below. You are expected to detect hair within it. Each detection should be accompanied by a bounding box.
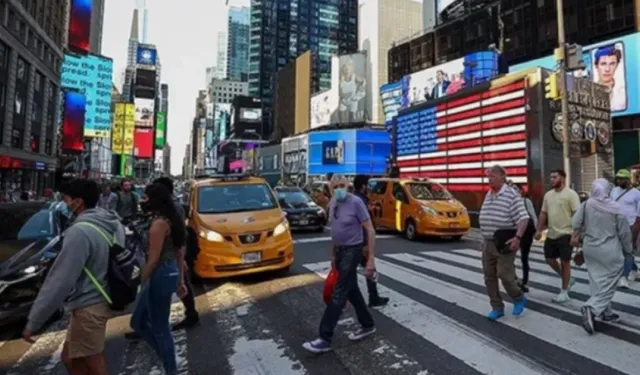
[120,179,131,187]
[550,169,567,178]
[594,46,622,64]
[353,174,369,191]
[144,183,185,249]
[153,177,174,195]
[62,179,100,209]
[330,174,347,185]
[489,165,506,178]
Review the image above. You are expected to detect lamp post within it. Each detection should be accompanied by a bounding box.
[555,0,572,186]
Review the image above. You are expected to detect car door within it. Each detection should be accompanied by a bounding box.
[388,182,410,232]
[368,180,387,229]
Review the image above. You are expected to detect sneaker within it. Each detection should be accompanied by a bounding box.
[125,331,141,340]
[302,338,332,353]
[618,277,630,289]
[172,316,200,331]
[517,280,529,293]
[369,297,389,308]
[347,326,376,341]
[601,313,621,323]
[512,296,527,317]
[581,307,595,334]
[554,290,570,303]
[629,270,637,282]
[487,309,505,321]
[569,277,577,291]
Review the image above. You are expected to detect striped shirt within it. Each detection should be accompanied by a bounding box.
[479,184,529,238]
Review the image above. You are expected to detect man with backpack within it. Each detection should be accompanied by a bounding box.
[23,179,126,375]
[115,179,139,220]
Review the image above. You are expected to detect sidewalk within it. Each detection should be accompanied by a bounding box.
[466,228,546,247]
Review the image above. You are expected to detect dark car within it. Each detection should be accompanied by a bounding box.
[276,187,326,232]
[0,202,66,326]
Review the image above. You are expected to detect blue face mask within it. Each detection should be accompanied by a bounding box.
[334,188,347,201]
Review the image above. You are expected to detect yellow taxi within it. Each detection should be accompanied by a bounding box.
[367,177,470,240]
[185,174,294,278]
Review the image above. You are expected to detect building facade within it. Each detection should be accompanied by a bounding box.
[227,6,250,81]
[162,143,171,175]
[359,0,422,124]
[90,0,106,54]
[0,0,67,195]
[274,51,311,140]
[210,78,248,105]
[249,0,359,139]
[216,31,228,80]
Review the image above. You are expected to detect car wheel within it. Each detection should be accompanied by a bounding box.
[405,219,418,241]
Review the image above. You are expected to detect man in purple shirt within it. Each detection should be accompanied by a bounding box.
[303,174,377,353]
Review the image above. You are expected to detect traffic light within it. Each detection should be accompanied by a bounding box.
[545,73,559,100]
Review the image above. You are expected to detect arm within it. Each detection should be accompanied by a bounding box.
[26,227,91,333]
[536,193,548,233]
[632,194,640,246]
[509,194,529,250]
[616,213,633,256]
[141,218,169,284]
[355,198,376,269]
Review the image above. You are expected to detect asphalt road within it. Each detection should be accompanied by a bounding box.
[1,228,640,375]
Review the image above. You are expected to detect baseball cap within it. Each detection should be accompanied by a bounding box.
[616,169,632,179]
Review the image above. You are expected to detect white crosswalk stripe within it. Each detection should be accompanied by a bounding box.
[2,247,640,375]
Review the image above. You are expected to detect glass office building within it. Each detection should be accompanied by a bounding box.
[227,7,250,81]
[249,0,358,138]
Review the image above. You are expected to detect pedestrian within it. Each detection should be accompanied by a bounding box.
[115,179,139,221]
[353,174,389,307]
[130,183,187,375]
[23,179,125,375]
[97,183,118,211]
[478,165,529,321]
[509,182,537,293]
[303,174,377,353]
[534,170,581,303]
[571,178,631,334]
[609,169,640,288]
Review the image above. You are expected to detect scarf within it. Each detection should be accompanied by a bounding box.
[587,178,621,215]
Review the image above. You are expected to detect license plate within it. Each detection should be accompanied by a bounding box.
[299,219,309,225]
[242,252,262,264]
[449,223,459,228]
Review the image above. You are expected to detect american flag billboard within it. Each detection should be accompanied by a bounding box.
[395,81,527,192]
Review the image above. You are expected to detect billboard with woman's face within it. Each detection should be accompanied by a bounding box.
[338,53,369,124]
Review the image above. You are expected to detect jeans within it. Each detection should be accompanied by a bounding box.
[319,245,374,343]
[131,259,179,374]
[181,267,198,320]
[360,253,379,300]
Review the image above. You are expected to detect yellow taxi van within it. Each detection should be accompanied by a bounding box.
[367,177,470,240]
[185,173,294,278]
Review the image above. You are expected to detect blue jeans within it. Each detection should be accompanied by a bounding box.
[131,260,179,374]
[319,244,374,343]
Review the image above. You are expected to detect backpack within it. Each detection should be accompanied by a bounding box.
[76,222,143,311]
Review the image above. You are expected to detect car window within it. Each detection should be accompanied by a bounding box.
[368,181,388,195]
[197,183,278,214]
[277,191,313,208]
[18,210,54,240]
[406,182,453,200]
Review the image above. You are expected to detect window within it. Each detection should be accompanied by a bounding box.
[17,57,27,81]
[14,91,24,115]
[30,133,39,152]
[45,138,52,155]
[0,42,7,69]
[30,100,40,122]
[368,180,388,195]
[34,72,43,91]
[11,128,22,148]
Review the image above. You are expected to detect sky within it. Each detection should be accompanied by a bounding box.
[102,0,250,175]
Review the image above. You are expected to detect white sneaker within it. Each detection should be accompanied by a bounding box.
[629,270,637,282]
[554,290,570,303]
[618,277,630,289]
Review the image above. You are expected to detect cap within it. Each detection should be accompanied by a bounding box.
[616,169,632,179]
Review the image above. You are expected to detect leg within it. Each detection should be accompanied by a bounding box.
[65,303,111,375]
[481,241,503,310]
[496,250,523,301]
[174,267,199,329]
[148,262,180,374]
[544,238,562,276]
[520,235,532,286]
[346,249,374,329]
[558,235,574,290]
[130,283,157,348]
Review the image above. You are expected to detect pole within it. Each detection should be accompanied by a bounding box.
[556,0,571,187]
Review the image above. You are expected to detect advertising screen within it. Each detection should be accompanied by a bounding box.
[136,45,157,66]
[134,98,155,128]
[61,91,86,154]
[379,81,403,130]
[135,69,157,89]
[240,108,262,122]
[309,130,390,175]
[61,53,113,137]
[155,112,166,148]
[68,0,92,52]
[395,81,528,191]
[337,53,369,123]
[111,103,125,154]
[120,156,134,177]
[510,33,640,117]
[215,103,231,140]
[311,89,338,128]
[322,140,345,165]
[134,128,154,158]
[123,104,135,155]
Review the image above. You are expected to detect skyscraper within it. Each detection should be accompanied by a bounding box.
[90,0,107,53]
[226,7,250,81]
[249,0,358,138]
[216,31,228,80]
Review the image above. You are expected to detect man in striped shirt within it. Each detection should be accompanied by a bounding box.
[478,165,529,321]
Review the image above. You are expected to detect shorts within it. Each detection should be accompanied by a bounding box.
[65,302,112,359]
[543,235,573,261]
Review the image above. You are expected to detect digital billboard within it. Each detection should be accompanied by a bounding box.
[510,32,640,117]
[134,98,155,128]
[111,103,125,154]
[309,130,390,175]
[136,45,158,66]
[338,53,369,123]
[155,112,166,148]
[134,68,157,99]
[311,89,338,128]
[61,53,113,137]
[215,103,231,140]
[134,128,154,158]
[68,0,92,52]
[122,104,135,155]
[240,108,262,122]
[61,91,86,154]
[379,81,403,131]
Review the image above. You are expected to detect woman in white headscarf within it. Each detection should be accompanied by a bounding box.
[571,178,632,334]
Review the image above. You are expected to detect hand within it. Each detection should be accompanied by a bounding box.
[570,234,580,248]
[534,231,542,241]
[507,237,520,252]
[177,282,188,299]
[22,328,35,343]
[365,257,376,278]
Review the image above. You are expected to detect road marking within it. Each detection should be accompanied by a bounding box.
[294,234,394,244]
[303,261,554,375]
[5,316,68,375]
[384,253,640,374]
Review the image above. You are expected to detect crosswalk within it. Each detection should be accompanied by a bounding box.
[1,247,640,375]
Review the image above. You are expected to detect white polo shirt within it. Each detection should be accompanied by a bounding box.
[610,187,640,226]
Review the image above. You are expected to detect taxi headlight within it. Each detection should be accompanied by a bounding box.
[422,206,438,216]
[274,220,289,236]
[199,230,224,242]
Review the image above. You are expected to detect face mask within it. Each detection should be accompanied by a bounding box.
[59,202,73,218]
[334,188,347,201]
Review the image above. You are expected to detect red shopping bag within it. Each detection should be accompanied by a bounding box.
[323,268,347,308]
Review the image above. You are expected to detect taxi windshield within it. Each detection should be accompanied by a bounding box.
[406,182,452,200]
[277,190,312,207]
[197,183,278,214]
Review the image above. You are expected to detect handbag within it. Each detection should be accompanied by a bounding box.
[493,229,517,254]
[572,202,587,266]
[323,268,347,309]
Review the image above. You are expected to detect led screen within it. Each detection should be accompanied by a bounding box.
[134,98,155,128]
[136,46,157,66]
[155,112,166,148]
[240,108,262,122]
[134,128,154,158]
[68,0,92,52]
[61,91,86,154]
